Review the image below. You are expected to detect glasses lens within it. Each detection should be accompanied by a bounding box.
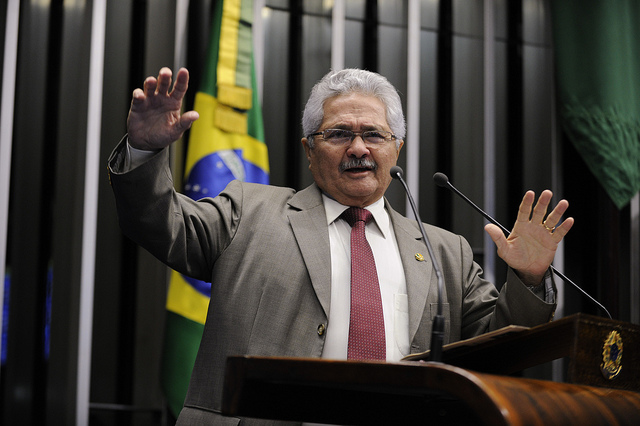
[363,131,390,144]
[323,129,352,144]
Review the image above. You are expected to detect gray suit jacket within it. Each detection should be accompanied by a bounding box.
[108,139,555,425]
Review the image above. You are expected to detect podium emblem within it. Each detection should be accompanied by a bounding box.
[601,330,623,380]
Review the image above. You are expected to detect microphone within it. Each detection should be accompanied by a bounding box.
[433,172,612,320]
[391,166,445,362]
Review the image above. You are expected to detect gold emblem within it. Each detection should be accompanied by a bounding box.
[601,330,623,380]
[415,253,425,261]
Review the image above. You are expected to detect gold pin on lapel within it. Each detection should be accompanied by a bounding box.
[415,253,425,261]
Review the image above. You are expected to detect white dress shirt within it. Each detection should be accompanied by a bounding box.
[320,195,409,361]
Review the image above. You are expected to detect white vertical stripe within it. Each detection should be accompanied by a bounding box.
[549,66,565,320]
[253,0,266,103]
[546,0,565,380]
[174,0,189,69]
[405,0,420,216]
[331,0,345,71]
[483,0,496,284]
[549,22,566,381]
[76,0,106,424]
[0,0,20,378]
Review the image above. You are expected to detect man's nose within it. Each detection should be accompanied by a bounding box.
[346,134,370,156]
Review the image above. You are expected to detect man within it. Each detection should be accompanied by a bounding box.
[108,67,573,424]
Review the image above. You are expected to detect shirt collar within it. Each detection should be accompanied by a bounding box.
[322,195,391,239]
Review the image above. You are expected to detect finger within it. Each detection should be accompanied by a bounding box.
[485,223,507,251]
[516,190,536,224]
[156,67,173,95]
[543,199,569,229]
[177,111,200,131]
[143,76,158,97]
[530,190,553,224]
[171,68,190,100]
[551,216,574,241]
[130,88,146,107]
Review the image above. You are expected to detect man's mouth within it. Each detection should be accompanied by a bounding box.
[339,159,378,174]
[344,167,372,174]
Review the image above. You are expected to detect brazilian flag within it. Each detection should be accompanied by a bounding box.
[161,0,269,417]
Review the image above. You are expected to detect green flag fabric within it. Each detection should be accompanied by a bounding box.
[161,0,268,418]
[550,0,640,209]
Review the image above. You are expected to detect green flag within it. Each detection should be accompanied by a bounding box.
[161,0,268,417]
[550,0,640,209]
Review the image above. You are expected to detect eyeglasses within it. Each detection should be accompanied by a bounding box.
[307,129,397,146]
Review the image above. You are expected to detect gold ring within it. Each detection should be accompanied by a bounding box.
[543,221,555,232]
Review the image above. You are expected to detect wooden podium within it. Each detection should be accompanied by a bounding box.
[404,313,640,391]
[222,314,640,425]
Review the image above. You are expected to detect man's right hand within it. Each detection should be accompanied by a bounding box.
[127,67,199,151]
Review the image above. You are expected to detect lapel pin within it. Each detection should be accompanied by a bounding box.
[415,253,425,261]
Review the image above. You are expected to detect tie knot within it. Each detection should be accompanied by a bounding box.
[341,207,373,227]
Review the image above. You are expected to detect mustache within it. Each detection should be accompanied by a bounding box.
[339,158,378,172]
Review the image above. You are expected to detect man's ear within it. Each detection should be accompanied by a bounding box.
[301,137,312,162]
[396,139,404,158]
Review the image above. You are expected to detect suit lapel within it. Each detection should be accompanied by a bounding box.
[288,184,332,317]
[386,202,435,343]
[285,187,434,339]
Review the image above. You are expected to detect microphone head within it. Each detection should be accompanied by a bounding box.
[390,166,404,179]
[433,172,450,188]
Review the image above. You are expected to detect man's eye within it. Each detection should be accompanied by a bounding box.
[325,130,351,140]
[365,131,385,139]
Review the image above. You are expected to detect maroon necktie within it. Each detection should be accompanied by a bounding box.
[341,207,386,360]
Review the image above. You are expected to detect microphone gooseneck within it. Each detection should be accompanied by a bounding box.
[434,172,510,235]
[433,172,612,320]
[391,166,445,362]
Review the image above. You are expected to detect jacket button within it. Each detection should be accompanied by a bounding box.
[317,323,326,336]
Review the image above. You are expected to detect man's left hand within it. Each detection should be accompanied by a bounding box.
[485,190,574,287]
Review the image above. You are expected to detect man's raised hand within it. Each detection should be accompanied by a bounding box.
[485,190,574,287]
[127,67,199,151]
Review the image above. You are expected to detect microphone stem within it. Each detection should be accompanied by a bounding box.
[549,266,612,319]
[446,182,510,235]
[394,170,445,362]
[398,176,444,317]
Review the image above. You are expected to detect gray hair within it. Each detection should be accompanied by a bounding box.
[302,69,406,148]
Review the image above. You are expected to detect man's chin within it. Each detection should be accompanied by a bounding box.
[335,185,382,206]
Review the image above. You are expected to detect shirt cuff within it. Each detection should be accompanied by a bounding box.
[124,139,160,172]
[526,269,556,304]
